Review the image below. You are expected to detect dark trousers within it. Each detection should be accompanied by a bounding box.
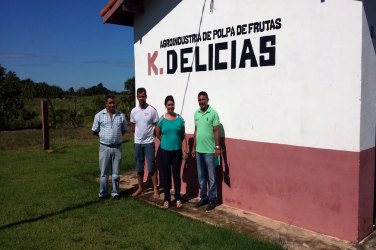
[160,148,182,202]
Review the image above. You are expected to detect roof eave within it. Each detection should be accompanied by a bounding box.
[101,0,143,27]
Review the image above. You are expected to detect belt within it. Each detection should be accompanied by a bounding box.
[100,143,121,148]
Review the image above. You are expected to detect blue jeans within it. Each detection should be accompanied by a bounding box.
[99,144,122,198]
[134,143,156,173]
[196,152,217,202]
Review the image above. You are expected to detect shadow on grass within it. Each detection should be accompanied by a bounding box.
[122,139,130,144]
[0,190,132,232]
[0,200,99,231]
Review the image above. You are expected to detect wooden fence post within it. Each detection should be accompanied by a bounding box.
[41,100,49,150]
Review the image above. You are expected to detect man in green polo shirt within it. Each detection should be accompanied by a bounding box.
[192,91,221,211]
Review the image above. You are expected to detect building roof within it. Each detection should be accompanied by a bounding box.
[100,0,142,27]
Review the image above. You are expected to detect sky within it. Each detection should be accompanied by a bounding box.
[0,0,135,92]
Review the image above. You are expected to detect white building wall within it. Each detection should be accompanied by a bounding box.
[360,0,376,151]
[134,0,363,152]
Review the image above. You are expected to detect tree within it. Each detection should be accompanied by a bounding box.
[20,78,37,99]
[118,77,135,116]
[68,97,83,127]
[34,82,49,97]
[76,87,87,96]
[124,77,135,95]
[0,64,5,82]
[86,82,110,96]
[46,85,64,99]
[75,83,111,96]
[67,87,75,95]
[0,69,25,130]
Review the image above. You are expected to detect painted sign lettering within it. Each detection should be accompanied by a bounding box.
[148,18,282,76]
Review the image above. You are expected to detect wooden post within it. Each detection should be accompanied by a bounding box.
[41,100,49,150]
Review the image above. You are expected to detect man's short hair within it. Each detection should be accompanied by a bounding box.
[137,87,147,96]
[105,93,115,102]
[198,91,208,98]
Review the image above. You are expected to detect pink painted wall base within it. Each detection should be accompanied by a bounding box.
[179,136,374,242]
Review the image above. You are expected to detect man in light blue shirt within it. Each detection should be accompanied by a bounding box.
[92,94,127,200]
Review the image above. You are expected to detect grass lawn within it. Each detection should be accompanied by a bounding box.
[0,129,284,249]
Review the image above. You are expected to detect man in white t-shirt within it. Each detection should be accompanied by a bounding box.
[130,87,160,198]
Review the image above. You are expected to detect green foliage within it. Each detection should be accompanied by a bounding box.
[39,95,101,129]
[69,97,84,127]
[119,77,135,118]
[124,76,135,95]
[0,65,65,130]
[75,83,111,96]
[0,64,134,131]
[0,69,26,130]
[0,65,5,81]
[24,81,64,99]
[92,95,105,112]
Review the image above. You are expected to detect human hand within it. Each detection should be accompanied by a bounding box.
[182,151,188,160]
[215,147,221,156]
[191,149,196,158]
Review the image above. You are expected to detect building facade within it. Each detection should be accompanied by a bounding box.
[102,0,376,242]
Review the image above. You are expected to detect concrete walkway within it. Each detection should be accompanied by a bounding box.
[118,172,376,250]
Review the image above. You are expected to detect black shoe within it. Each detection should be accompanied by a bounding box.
[113,195,120,200]
[196,199,208,208]
[99,196,107,201]
[206,202,216,211]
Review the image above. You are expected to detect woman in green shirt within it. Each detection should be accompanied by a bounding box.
[155,95,188,208]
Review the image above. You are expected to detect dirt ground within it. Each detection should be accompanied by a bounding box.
[117,172,376,250]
